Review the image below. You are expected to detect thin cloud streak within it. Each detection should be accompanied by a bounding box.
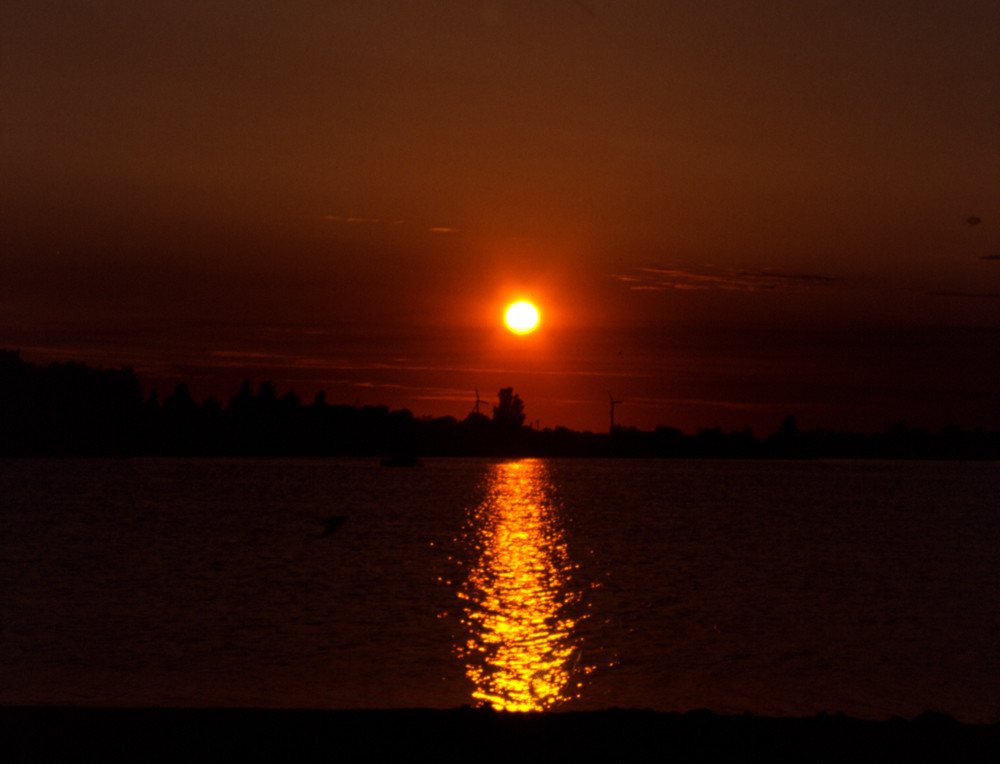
[193,350,653,380]
[322,215,387,224]
[628,396,783,412]
[614,266,842,292]
[927,291,1000,299]
[322,215,456,231]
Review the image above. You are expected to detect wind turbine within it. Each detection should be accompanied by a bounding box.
[609,392,624,432]
[472,388,487,416]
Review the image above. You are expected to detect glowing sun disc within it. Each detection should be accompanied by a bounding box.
[505,302,539,334]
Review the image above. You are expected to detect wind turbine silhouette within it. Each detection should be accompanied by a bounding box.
[472,388,487,416]
[608,392,624,432]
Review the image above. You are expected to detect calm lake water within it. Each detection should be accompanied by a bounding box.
[1,457,998,722]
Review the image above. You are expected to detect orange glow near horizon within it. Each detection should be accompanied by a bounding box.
[455,460,593,711]
[504,301,540,335]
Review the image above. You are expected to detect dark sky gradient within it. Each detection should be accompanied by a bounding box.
[3,1,998,433]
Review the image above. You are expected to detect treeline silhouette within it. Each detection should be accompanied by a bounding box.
[2,349,999,459]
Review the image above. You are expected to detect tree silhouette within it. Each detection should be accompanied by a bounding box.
[493,387,525,428]
[4,350,1000,458]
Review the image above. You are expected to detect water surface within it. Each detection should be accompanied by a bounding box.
[1,457,997,721]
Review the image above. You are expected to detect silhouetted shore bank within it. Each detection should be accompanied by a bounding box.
[3,706,998,763]
[4,350,1000,458]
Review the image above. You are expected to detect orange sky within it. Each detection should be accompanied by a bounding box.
[2,1,998,433]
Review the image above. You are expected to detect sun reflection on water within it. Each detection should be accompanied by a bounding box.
[454,459,593,711]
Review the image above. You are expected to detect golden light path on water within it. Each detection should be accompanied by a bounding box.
[455,459,593,711]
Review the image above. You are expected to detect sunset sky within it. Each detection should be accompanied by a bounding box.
[3,1,998,434]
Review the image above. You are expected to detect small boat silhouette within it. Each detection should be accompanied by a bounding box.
[320,515,347,536]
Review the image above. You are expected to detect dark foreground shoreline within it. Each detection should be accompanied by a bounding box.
[3,707,999,763]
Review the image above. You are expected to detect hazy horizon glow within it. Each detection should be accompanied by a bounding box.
[2,1,998,433]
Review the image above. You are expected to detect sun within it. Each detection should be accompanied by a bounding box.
[505,301,539,334]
